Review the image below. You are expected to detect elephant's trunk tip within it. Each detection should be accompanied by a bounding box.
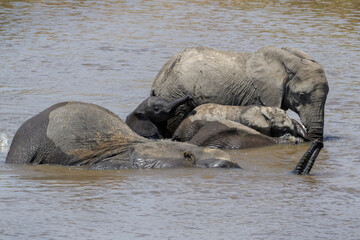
[292,139,324,175]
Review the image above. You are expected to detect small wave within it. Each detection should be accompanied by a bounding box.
[279,133,305,144]
[323,135,342,141]
[0,133,8,146]
[0,133,9,152]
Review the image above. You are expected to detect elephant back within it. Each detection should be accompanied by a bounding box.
[151,46,254,133]
[6,102,146,165]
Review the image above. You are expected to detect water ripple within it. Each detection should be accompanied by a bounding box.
[1,0,359,239]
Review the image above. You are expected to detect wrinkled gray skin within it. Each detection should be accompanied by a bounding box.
[126,95,192,139]
[151,46,329,140]
[173,119,302,149]
[174,103,309,140]
[5,102,240,169]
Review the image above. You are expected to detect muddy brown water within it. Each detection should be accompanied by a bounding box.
[0,1,359,239]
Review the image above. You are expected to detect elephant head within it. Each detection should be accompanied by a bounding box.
[126,95,192,138]
[130,141,240,169]
[138,95,192,124]
[248,46,329,140]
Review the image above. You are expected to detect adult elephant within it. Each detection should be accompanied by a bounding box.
[5,101,322,174]
[5,102,239,169]
[151,46,329,140]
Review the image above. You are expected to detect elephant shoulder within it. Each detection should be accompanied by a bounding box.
[246,48,288,108]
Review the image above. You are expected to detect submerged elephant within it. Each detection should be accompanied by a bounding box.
[5,102,239,169]
[173,103,308,140]
[173,119,300,150]
[171,118,323,173]
[126,95,191,139]
[151,46,329,140]
[5,101,322,174]
[185,120,325,174]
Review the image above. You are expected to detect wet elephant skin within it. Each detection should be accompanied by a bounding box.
[6,101,239,169]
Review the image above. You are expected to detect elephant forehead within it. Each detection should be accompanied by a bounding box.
[147,96,168,106]
[46,103,136,153]
[260,107,293,124]
[260,107,286,117]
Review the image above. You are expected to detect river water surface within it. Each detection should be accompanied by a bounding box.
[0,1,359,239]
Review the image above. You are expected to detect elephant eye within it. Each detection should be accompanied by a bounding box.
[299,92,306,100]
[154,106,160,112]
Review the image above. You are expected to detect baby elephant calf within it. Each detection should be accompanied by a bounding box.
[126,95,192,139]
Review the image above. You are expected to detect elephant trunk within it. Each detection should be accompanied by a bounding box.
[299,102,325,141]
[307,122,324,140]
[292,139,323,175]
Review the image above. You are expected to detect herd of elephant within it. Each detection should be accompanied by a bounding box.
[6,46,329,174]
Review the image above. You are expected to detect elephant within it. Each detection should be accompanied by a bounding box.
[173,119,301,150]
[126,95,192,139]
[151,46,329,140]
[184,120,325,175]
[5,101,240,169]
[5,101,323,174]
[172,103,309,140]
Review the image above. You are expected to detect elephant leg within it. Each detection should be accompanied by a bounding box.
[292,139,324,175]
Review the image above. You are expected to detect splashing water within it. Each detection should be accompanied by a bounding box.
[0,133,9,152]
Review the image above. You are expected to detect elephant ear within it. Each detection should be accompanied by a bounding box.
[246,48,289,108]
[126,113,159,139]
[281,47,315,62]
